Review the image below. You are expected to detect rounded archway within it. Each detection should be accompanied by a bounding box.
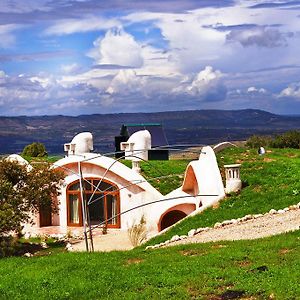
[160,210,187,231]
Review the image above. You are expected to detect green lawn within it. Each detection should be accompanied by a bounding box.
[0,230,299,299]
[146,147,300,245]
[1,147,300,299]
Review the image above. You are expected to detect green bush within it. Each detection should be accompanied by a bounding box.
[22,142,47,157]
[270,130,300,149]
[247,130,300,149]
[246,135,272,148]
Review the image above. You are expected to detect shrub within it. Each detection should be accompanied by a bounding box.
[246,135,272,148]
[270,130,300,149]
[127,216,147,247]
[0,159,64,239]
[22,142,47,157]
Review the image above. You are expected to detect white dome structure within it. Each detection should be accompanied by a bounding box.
[120,130,151,161]
[64,132,93,155]
[6,154,33,171]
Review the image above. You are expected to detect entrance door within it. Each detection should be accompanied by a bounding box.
[39,206,52,227]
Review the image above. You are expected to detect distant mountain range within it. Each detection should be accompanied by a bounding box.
[1,109,300,155]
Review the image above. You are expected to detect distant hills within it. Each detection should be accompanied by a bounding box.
[1,109,300,155]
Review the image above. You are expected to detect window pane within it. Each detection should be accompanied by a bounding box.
[93,180,117,192]
[88,194,105,225]
[84,179,92,191]
[107,194,118,225]
[69,194,80,224]
[69,182,80,191]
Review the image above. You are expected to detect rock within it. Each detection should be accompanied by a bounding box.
[65,242,74,251]
[253,214,263,219]
[179,235,187,240]
[230,219,238,224]
[188,229,196,237]
[145,246,154,250]
[289,205,298,210]
[269,209,277,214]
[24,252,33,257]
[214,222,222,228]
[24,232,31,240]
[283,207,290,212]
[277,209,285,214]
[221,220,233,226]
[41,242,48,249]
[170,235,180,242]
[296,202,300,208]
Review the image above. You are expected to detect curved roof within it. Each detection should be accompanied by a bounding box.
[53,153,161,196]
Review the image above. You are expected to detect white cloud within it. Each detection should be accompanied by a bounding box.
[61,63,80,74]
[106,69,145,95]
[0,24,21,48]
[44,16,120,35]
[173,66,227,101]
[279,84,300,98]
[88,28,144,68]
[247,86,267,93]
[226,27,290,48]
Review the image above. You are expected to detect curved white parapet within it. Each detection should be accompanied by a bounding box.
[182,146,225,207]
[120,130,151,162]
[213,141,237,153]
[6,154,33,171]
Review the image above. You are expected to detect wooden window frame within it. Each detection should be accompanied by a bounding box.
[66,178,120,228]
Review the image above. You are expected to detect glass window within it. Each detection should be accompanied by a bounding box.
[69,194,80,224]
[106,194,118,225]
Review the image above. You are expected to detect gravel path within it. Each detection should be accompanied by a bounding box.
[167,209,300,247]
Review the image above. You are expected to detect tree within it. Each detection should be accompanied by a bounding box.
[0,159,64,237]
[22,142,47,157]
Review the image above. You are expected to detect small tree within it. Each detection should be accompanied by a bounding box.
[0,159,64,237]
[22,142,47,157]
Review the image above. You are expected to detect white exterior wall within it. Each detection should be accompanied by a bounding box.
[22,144,226,236]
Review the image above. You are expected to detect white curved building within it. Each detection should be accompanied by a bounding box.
[24,133,226,237]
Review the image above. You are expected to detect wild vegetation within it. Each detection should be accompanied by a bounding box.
[0,159,64,257]
[0,147,299,299]
[22,142,48,157]
[246,130,300,149]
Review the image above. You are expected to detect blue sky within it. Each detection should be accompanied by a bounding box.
[0,0,300,116]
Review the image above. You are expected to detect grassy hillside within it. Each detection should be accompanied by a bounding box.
[146,147,300,245]
[0,231,299,299]
[1,147,300,299]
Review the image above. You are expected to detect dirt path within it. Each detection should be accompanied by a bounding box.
[166,209,300,247]
[71,230,133,252]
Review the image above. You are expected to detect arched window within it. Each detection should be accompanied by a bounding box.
[67,178,120,228]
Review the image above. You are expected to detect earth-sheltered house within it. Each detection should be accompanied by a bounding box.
[16,131,227,237]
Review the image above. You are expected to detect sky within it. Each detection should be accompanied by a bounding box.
[0,0,300,116]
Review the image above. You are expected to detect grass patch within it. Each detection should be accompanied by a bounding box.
[0,230,299,299]
[146,147,300,245]
[122,159,190,195]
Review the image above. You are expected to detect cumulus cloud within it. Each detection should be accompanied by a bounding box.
[226,27,291,48]
[278,84,300,98]
[44,16,119,35]
[88,28,144,68]
[61,63,81,74]
[173,66,227,102]
[106,69,145,95]
[247,86,267,93]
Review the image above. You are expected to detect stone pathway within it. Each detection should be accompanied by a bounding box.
[164,208,300,248]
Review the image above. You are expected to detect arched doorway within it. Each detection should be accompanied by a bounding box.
[160,210,187,231]
[67,178,120,228]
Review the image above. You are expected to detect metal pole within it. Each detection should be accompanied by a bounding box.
[78,160,89,252]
